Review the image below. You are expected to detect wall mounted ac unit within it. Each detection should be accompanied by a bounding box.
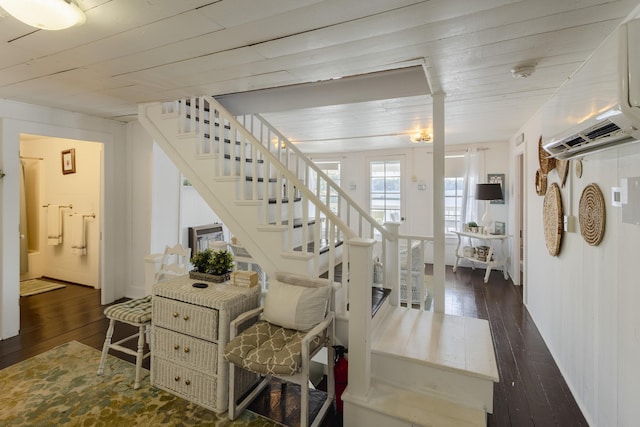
[542,18,640,160]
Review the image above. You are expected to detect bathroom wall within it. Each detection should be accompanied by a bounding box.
[20,136,102,288]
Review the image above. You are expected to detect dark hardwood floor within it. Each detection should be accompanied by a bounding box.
[1,270,587,426]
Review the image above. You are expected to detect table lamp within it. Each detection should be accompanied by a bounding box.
[475,183,503,233]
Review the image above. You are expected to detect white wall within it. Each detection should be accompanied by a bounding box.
[0,100,128,339]
[513,111,640,426]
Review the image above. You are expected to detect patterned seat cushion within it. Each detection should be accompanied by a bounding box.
[103,295,152,324]
[224,320,322,376]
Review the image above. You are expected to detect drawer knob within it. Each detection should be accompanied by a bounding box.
[183,347,190,353]
[174,376,180,382]
[183,314,190,321]
[172,312,179,318]
[173,344,180,350]
[185,379,191,386]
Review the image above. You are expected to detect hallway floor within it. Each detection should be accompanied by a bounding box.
[0,268,587,426]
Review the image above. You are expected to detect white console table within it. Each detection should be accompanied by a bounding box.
[451,231,510,283]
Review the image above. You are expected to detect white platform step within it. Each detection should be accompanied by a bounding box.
[372,308,498,384]
[343,379,486,427]
[343,307,499,426]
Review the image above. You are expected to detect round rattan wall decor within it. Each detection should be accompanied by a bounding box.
[535,169,547,196]
[579,183,605,246]
[538,136,556,174]
[556,159,569,187]
[543,183,563,256]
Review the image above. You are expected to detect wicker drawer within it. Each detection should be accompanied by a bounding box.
[152,327,218,375]
[152,356,218,412]
[153,296,218,341]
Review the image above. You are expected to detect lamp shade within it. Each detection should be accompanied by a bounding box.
[0,0,86,30]
[475,183,503,201]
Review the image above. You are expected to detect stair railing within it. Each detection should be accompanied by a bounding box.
[159,96,357,313]
[237,113,392,240]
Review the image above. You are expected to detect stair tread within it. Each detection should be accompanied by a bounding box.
[267,197,301,204]
[293,239,344,255]
[343,379,485,427]
[372,308,499,382]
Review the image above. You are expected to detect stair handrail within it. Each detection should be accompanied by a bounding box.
[200,96,357,243]
[245,113,393,242]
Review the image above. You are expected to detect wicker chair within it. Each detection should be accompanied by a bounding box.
[224,272,336,427]
[97,243,190,389]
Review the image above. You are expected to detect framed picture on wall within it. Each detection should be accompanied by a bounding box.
[488,173,505,204]
[61,149,76,175]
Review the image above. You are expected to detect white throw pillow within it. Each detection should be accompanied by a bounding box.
[263,279,330,331]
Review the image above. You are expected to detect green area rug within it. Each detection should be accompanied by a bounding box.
[19,278,65,296]
[0,341,280,426]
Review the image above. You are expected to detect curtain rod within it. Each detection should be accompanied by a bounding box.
[20,155,44,160]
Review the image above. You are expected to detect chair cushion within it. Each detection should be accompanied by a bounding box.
[263,279,330,331]
[224,320,322,376]
[103,295,152,324]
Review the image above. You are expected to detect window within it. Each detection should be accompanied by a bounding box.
[445,177,464,232]
[369,159,401,225]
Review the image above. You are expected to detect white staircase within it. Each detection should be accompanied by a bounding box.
[138,96,499,426]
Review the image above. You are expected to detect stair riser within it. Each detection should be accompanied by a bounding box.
[371,353,494,413]
[258,200,303,224]
[343,402,420,427]
[239,180,281,201]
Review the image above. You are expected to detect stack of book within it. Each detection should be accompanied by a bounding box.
[231,270,259,288]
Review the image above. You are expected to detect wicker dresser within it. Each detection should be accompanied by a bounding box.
[151,276,261,412]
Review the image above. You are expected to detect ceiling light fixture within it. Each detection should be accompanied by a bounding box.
[511,63,536,79]
[410,130,432,143]
[0,0,86,31]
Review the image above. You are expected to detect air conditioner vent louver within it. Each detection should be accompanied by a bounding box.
[543,117,640,160]
[565,136,586,147]
[584,121,621,140]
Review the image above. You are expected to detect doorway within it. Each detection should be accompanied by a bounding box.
[513,152,525,296]
[19,134,103,289]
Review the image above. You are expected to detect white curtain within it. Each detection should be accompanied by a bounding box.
[460,148,485,228]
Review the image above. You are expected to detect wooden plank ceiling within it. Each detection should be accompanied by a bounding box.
[0,0,638,153]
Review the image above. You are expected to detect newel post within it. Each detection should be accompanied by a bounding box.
[345,237,375,398]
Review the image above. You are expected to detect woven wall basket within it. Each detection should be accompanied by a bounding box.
[579,183,606,246]
[538,136,556,175]
[535,169,547,196]
[543,183,563,256]
[556,159,569,188]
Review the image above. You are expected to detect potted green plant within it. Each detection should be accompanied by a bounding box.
[210,249,234,276]
[190,248,234,282]
[467,221,478,233]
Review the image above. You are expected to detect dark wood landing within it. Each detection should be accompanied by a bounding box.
[1,269,588,426]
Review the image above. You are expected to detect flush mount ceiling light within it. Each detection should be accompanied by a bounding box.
[0,0,86,31]
[410,130,432,143]
[511,63,536,79]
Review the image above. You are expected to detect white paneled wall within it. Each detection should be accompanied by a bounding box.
[514,110,640,426]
